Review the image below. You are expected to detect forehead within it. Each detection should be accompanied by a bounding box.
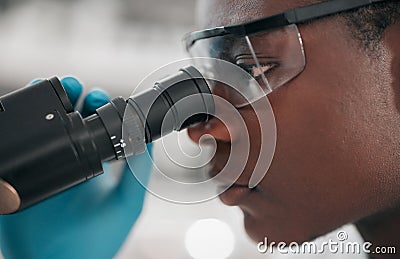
[196,0,319,28]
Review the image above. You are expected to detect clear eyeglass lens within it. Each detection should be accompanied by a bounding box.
[186,24,305,107]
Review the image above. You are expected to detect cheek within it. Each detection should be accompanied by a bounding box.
[254,37,399,239]
[231,98,277,184]
[245,76,366,242]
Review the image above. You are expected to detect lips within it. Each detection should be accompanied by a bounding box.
[202,135,256,206]
[219,184,250,206]
[208,144,252,206]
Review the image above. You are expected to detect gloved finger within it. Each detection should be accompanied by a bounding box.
[28,78,44,86]
[81,89,110,117]
[117,143,154,192]
[28,77,84,108]
[60,77,83,107]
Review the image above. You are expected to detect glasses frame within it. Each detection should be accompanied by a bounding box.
[184,0,386,51]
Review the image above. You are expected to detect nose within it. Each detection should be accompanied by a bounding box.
[187,117,230,145]
[187,96,248,145]
[187,81,246,144]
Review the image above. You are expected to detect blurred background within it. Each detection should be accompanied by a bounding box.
[0,0,194,97]
[0,0,366,258]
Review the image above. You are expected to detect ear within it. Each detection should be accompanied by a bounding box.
[385,23,400,78]
[384,23,400,112]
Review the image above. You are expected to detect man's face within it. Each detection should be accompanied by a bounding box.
[188,0,400,242]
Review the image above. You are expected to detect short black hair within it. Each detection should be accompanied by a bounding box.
[341,0,400,54]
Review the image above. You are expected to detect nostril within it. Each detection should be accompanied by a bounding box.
[199,133,216,146]
[187,116,233,143]
[187,124,206,144]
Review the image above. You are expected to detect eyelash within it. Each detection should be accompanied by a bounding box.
[239,62,278,80]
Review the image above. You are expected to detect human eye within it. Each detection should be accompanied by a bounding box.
[238,62,278,81]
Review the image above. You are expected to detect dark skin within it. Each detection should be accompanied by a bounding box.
[355,24,400,259]
[187,0,400,257]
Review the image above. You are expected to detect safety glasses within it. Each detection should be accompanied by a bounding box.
[183,0,386,107]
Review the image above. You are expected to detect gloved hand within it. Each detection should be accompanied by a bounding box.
[0,77,153,259]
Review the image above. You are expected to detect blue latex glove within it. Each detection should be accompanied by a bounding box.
[0,77,153,259]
